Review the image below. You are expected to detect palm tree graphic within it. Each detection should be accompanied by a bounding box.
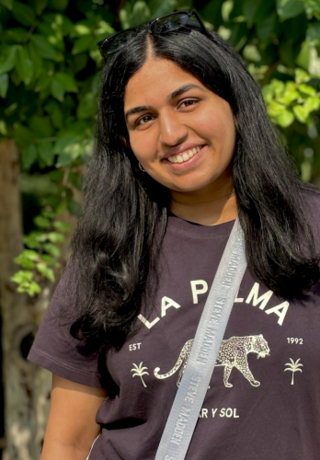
[131,362,149,388]
[284,358,303,385]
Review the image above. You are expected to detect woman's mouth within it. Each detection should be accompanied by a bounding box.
[166,145,203,164]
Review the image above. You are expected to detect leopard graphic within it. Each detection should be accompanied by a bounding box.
[154,339,193,387]
[153,335,270,388]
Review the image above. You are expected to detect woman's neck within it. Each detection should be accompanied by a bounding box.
[169,181,237,226]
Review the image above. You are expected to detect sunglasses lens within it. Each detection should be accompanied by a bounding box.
[98,29,137,56]
[152,13,189,34]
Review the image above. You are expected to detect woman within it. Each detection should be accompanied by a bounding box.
[29,10,320,460]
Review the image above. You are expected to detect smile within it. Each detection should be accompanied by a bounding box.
[167,146,202,164]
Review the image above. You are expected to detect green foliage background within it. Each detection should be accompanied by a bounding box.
[0,0,320,294]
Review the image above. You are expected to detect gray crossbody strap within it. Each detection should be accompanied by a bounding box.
[155,219,247,460]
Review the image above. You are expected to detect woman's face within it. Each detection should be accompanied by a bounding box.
[124,57,236,198]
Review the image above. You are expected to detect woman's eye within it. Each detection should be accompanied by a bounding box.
[180,99,197,108]
[136,115,154,126]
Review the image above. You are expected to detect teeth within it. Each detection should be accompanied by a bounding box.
[167,146,201,164]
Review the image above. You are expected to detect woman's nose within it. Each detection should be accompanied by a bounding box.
[158,110,188,146]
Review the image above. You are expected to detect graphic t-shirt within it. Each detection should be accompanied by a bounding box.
[28,196,320,460]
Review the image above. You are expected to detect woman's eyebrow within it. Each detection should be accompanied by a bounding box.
[125,105,152,121]
[167,83,205,101]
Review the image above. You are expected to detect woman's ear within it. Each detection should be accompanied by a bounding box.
[120,135,131,148]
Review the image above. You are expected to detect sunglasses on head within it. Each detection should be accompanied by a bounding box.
[97,10,210,59]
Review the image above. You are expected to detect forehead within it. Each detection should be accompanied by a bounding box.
[124,58,205,108]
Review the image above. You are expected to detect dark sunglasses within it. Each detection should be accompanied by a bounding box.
[97,10,209,59]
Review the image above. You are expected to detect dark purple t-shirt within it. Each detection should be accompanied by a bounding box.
[28,195,320,460]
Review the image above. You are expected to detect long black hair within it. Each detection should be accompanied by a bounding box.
[70,23,320,351]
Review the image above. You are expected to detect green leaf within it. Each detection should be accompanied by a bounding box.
[38,142,54,165]
[279,41,301,66]
[0,74,9,98]
[304,0,320,18]
[53,221,72,232]
[14,249,39,268]
[29,281,41,296]
[34,69,51,92]
[55,199,68,214]
[304,96,320,112]
[276,109,295,127]
[68,199,81,216]
[30,34,57,60]
[0,0,13,9]
[34,0,49,15]
[262,85,274,104]
[271,79,285,96]
[14,124,33,149]
[11,270,33,284]
[12,1,36,26]
[30,115,53,138]
[95,20,115,38]
[130,1,151,27]
[309,45,320,77]
[15,46,33,85]
[53,133,82,154]
[277,82,299,104]
[3,27,28,43]
[23,233,42,249]
[14,255,34,269]
[54,72,78,93]
[72,35,97,55]
[48,169,64,182]
[48,231,66,243]
[296,40,310,70]
[36,263,55,281]
[149,0,176,20]
[293,104,310,122]
[40,254,58,266]
[0,45,17,74]
[45,101,63,128]
[21,144,37,169]
[73,23,91,36]
[267,101,286,118]
[0,120,8,136]
[297,83,316,96]
[242,0,263,27]
[47,0,68,11]
[307,23,320,43]
[21,249,38,260]
[51,78,64,101]
[69,171,83,190]
[295,68,311,83]
[277,0,304,20]
[77,93,97,119]
[301,160,312,181]
[256,13,277,42]
[119,6,130,30]
[243,45,261,62]
[43,243,61,257]
[27,42,43,78]
[34,215,51,229]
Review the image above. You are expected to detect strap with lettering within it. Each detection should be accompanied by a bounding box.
[155,219,247,460]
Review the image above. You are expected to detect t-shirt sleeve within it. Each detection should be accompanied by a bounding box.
[28,264,103,387]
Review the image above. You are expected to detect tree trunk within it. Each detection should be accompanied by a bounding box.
[0,140,52,460]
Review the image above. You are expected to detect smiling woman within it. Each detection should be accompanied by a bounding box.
[28,9,320,460]
[124,57,237,223]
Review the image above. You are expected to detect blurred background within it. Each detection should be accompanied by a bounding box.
[0,0,319,458]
